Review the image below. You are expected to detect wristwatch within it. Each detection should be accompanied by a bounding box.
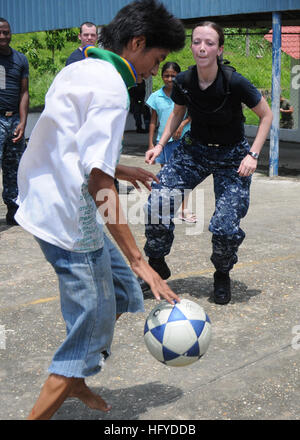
[248,151,259,159]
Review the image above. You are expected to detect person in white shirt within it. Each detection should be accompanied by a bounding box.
[16,0,186,420]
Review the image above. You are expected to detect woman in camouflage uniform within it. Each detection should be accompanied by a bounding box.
[143,22,273,304]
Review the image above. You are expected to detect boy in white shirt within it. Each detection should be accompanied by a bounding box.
[16,0,185,420]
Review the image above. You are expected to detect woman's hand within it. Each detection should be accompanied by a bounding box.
[237,154,257,177]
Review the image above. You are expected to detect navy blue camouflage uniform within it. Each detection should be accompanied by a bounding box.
[144,64,261,273]
[0,114,26,210]
[0,48,28,213]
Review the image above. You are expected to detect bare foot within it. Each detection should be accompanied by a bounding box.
[68,379,112,412]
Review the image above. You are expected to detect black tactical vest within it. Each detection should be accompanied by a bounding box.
[173,63,245,127]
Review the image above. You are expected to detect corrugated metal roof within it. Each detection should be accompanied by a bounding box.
[1,0,300,34]
[0,0,132,33]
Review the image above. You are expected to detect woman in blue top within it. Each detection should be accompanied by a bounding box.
[146,62,196,222]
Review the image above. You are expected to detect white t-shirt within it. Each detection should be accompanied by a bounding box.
[16,58,129,252]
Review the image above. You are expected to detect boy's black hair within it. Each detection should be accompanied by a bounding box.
[99,0,186,55]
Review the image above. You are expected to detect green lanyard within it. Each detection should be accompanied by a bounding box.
[83,46,137,89]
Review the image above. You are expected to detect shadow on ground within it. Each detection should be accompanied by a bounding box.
[144,275,261,305]
[53,381,183,420]
[0,218,14,233]
[256,164,300,178]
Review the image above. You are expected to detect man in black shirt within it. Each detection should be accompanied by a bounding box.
[129,79,151,133]
[66,22,97,66]
[0,17,29,225]
[280,95,294,129]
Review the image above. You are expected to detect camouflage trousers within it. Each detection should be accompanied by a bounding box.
[0,114,26,209]
[144,133,252,273]
[280,119,293,129]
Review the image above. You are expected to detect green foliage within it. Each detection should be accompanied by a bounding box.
[11,27,292,120]
[65,28,79,42]
[153,29,291,125]
[45,30,66,62]
[11,28,80,108]
[17,35,43,69]
[15,29,72,80]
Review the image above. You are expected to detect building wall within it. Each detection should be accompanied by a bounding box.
[1,0,300,34]
[245,57,299,143]
[3,0,299,144]
[291,58,300,131]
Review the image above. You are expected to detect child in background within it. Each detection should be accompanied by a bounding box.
[146,62,196,223]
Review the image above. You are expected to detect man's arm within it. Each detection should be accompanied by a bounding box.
[13,77,29,143]
[88,168,180,304]
[280,106,294,114]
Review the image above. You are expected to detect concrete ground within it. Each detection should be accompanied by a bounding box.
[0,132,300,422]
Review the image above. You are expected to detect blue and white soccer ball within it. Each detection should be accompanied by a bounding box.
[144,299,211,367]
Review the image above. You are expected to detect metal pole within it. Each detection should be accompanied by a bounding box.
[246,28,250,57]
[269,12,282,177]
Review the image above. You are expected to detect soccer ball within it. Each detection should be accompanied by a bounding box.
[144,299,211,367]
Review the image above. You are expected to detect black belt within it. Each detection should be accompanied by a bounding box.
[199,140,242,148]
[0,110,16,117]
[183,133,243,148]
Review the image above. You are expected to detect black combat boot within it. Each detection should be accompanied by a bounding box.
[138,257,171,292]
[213,270,231,305]
[149,257,171,280]
[6,205,18,226]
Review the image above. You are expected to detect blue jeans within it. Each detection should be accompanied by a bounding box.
[35,234,144,378]
[0,114,26,208]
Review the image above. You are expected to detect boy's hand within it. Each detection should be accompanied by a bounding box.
[116,165,159,191]
[131,258,180,305]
